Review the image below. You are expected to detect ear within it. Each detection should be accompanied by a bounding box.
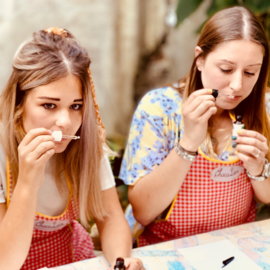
[195,46,204,69]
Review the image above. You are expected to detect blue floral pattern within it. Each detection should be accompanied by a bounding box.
[119,87,183,185]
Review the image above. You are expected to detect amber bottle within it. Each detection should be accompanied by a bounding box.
[114,257,126,270]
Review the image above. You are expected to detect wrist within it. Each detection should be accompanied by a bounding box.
[246,158,270,182]
[174,142,198,162]
[15,178,40,196]
[247,163,264,177]
[179,137,199,152]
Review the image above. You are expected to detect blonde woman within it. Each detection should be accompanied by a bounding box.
[0,28,144,270]
[120,6,270,247]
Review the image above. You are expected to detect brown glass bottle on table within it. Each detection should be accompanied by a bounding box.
[114,257,126,270]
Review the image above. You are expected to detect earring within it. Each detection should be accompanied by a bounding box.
[198,66,202,71]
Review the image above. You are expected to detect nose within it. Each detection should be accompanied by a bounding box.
[55,109,72,129]
[229,71,242,92]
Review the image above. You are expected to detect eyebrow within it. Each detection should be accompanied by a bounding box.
[218,59,262,67]
[38,97,83,102]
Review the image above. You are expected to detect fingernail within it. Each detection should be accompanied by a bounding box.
[232,136,237,140]
[208,89,213,93]
[237,130,242,134]
[235,151,238,154]
[232,144,236,148]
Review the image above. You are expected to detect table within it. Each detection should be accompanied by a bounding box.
[39,218,270,270]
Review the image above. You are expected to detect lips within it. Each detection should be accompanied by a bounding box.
[224,95,240,101]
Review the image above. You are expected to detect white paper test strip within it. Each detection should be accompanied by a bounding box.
[178,239,261,270]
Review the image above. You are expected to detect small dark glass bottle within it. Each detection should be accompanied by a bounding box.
[212,89,219,99]
[114,257,126,270]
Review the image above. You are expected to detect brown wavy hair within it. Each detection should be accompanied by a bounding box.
[175,6,270,158]
[0,29,106,227]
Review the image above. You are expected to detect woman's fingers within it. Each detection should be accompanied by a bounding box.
[183,89,216,122]
[188,99,216,120]
[237,129,267,143]
[181,89,217,151]
[26,135,55,154]
[236,136,268,150]
[18,128,55,175]
[236,150,265,172]
[235,130,269,157]
[19,128,52,147]
[198,105,217,123]
[19,135,55,161]
[37,148,55,164]
[235,130,268,176]
[184,91,215,114]
[124,258,145,270]
[184,89,213,106]
[236,144,264,158]
[33,141,55,159]
[17,129,56,189]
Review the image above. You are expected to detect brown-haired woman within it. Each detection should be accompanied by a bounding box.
[120,6,270,247]
[0,28,144,270]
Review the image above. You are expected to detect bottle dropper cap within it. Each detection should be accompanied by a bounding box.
[236,115,243,122]
[235,115,243,124]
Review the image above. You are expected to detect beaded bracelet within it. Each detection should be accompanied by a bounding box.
[174,142,198,162]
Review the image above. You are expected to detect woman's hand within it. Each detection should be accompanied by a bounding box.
[108,257,145,270]
[17,128,55,191]
[181,89,217,151]
[234,129,269,176]
[122,258,145,270]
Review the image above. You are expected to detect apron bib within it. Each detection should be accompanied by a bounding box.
[138,150,256,247]
[6,165,95,270]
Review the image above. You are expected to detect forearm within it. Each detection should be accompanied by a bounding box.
[0,182,38,270]
[129,149,192,226]
[99,213,132,267]
[251,177,270,204]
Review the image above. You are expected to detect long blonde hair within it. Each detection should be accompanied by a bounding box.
[175,6,270,159]
[0,29,106,227]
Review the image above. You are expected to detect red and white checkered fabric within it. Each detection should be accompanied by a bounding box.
[139,153,255,247]
[7,171,95,270]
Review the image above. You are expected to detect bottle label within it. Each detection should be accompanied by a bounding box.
[232,123,244,137]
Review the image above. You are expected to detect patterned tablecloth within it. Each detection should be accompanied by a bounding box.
[39,218,270,270]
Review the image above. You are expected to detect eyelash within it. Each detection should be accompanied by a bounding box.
[220,69,255,77]
[42,103,83,110]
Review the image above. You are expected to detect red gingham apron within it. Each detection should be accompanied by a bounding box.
[138,149,256,247]
[6,164,95,270]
